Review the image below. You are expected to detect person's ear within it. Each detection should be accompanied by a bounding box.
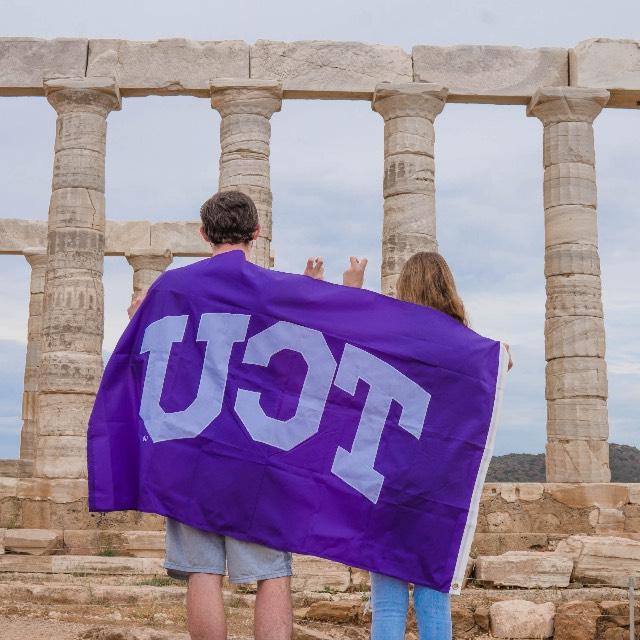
[199,225,209,243]
[252,226,261,241]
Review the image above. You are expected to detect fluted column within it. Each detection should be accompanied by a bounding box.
[528,87,610,483]
[125,248,173,299]
[372,83,448,296]
[18,248,47,476]
[34,77,121,479]
[210,79,283,268]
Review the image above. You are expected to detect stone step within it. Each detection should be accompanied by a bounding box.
[475,550,574,588]
[0,554,164,574]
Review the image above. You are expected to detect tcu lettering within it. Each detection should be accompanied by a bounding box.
[139,313,431,504]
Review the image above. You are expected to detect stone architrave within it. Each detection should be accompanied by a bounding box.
[18,248,47,475]
[372,83,448,296]
[125,248,173,300]
[210,79,283,268]
[528,87,611,483]
[34,77,121,480]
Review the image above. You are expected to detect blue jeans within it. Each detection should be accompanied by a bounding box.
[370,573,452,640]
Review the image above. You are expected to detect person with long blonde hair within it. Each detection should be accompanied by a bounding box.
[344,251,512,640]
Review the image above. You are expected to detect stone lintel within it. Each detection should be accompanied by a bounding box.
[0,219,211,257]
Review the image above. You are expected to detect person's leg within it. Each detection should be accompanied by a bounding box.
[413,584,452,640]
[255,576,293,640]
[225,537,293,640]
[370,572,410,640]
[163,519,227,640]
[186,573,226,640]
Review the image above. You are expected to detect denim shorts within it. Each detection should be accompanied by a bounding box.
[163,518,293,584]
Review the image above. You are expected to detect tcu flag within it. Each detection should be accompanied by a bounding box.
[88,250,508,594]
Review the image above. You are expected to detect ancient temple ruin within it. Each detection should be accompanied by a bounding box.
[0,38,638,638]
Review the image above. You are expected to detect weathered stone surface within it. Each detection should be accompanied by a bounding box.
[3,528,62,555]
[546,357,608,400]
[556,535,640,587]
[0,38,88,95]
[476,551,573,588]
[546,441,610,484]
[0,219,46,254]
[105,221,151,255]
[126,249,173,298]
[16,478,87,503]
[548,399,609,440]
[87,39,249,95]
[553,600,600,640]
[547,484,631,510]
[499,483,545,503]
[292,555,351,593]
[413,45,568,104]
[472,533,550,557]
[0,527,5,554]
[571,38,640,108]
[149,221,209,256]
[292,625,334,640]
[305,600,362,623]
[490,599,555,638]
[251,40,411,98]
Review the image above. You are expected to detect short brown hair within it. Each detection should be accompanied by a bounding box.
[200,191,259,245]
[396,252,469,327]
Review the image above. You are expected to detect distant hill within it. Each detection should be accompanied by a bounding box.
[486,443,640,482]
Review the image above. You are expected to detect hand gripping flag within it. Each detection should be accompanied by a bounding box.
[88,250,508,594]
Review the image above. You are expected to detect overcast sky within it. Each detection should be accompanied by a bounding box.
[0,0,638,458]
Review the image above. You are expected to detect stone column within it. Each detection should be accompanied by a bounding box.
[125,248,173,299]
[210,79,283,268]
[18,248,47,476]
[34,77,121,479]
[372,83,448,296]
[528,87,611,483]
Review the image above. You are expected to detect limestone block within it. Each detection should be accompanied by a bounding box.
[546,274,603,318]
[546,244,600,277]
[472,533,550,557]
[553,600,600,640]
[150,222,210,256]
[548,398,609,440]
[413,45,568,104]
[291,555,351,593]
[544,163,597,209]
[0,554,53,572]
[546,441,611,483]
[251,40,412,98]
[546,357,607,400]
[105,221,151,255]
[546,317,606,359]
[50,555,164,575]
[592,508,625,535]
[122,531,166,558]
[476,551,573,588]
[0,528,5,554]
[543,121,596,167]
[16,478,87,503]
[571,39,640,108]
[0,38,88,96]
[630,486,640,504]
[3,528,62,555]
[499,483,545,503]
[0,477,18,499]
[0,219,46,254]
[87,39,249,96]
[555,535,640,587]
[545,207,598,250]
[305,600,362,623]
[489,599,555,638]
[33,434,88,479]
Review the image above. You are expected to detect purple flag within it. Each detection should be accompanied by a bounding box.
[88,250,508,594]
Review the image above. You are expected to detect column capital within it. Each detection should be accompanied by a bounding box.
[527,87,609,125]
[372,83,448,121]
[44,76,121,115]
[125,248,173,272]
[22,247,47,268]
[210,79,283,118]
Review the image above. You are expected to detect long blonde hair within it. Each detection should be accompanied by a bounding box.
[396,252,469,327]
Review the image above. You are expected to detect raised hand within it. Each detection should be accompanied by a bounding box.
[304,257,324,280]
[127,293,146,319]
[343,256,368,289]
